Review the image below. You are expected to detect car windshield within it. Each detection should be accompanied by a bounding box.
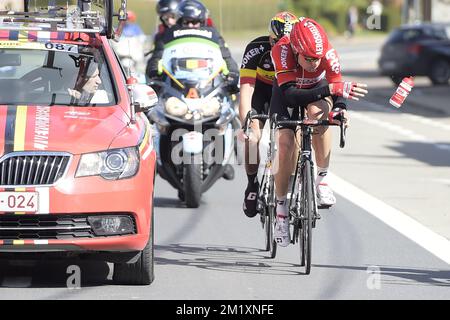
[0,43,116,106]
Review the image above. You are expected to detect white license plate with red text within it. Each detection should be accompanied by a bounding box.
[0,192,38,212]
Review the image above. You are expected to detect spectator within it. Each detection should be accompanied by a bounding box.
[346,5,358,38]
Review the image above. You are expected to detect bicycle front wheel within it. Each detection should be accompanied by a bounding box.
[299,160,314,274]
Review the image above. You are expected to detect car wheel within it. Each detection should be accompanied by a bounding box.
[429,59,450,85]
[113,208,155,285]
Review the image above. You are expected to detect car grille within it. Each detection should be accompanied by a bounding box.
[0,153,71,186]
[0,215,137,240]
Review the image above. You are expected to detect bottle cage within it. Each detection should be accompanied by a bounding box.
[0,0,127,39]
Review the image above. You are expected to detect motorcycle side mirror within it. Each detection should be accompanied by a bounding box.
[130,83,159,113]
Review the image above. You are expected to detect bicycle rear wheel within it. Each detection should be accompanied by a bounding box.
[265,175,277,258]
[299,159,313,274]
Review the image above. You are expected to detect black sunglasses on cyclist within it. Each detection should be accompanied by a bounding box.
[182,19,201,26]
[303,56,320,63]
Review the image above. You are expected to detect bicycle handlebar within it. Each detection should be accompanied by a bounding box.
[275,111,347,148]
[242,110,270,136]
[242,110,347,148]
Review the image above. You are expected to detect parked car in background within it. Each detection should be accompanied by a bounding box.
[378,23,450,85]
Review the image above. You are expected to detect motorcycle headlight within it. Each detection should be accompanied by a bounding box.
[76,147,140,180]
[165,97,188,117]
[201,97,221,117]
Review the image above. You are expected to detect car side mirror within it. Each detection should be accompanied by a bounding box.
[130,83,158,113]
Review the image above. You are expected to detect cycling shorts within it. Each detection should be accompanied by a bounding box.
[251,80,272,115]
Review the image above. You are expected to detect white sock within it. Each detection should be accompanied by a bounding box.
[276,196,288,218]
[316,166,329,186]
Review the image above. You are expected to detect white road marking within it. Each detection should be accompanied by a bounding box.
[404,114,450,131]
[350,111,450,152]
[328,172,450,265]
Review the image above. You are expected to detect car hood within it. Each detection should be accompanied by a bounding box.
[0,105,133,155]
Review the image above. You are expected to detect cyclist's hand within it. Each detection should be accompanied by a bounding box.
[329,108,349,128]
[67,88,81,99]
[330,82,368,100]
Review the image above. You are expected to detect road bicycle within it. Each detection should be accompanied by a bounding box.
[276,109,346,274]
[243,110,278,258]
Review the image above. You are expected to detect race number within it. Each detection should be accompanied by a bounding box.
[44,42,79,53]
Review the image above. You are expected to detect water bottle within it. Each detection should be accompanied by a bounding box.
[389,76,414,108]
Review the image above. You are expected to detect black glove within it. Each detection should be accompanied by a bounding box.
[225,72,240,94]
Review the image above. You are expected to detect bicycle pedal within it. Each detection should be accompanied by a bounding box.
[318,204,332,210]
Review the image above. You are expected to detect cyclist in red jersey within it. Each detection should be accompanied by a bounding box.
[270,17,368,246]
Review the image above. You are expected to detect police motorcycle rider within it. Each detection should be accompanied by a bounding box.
[146,0,240,202]
[154,0,181,44]
[147,0,239,92]
[239,12,299,218]
[270,17,368,246]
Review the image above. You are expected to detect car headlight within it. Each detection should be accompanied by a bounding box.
[165,97,188,117]
[76,147,139,180]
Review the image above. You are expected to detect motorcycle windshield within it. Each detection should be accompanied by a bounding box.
[161,36,225,87]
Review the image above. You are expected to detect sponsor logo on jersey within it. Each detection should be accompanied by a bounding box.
[295,71,326,88]
[280,45,289,69]
[241,47,262,67]
[325,48,341,74]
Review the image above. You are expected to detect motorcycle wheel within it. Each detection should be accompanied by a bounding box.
[183,155,202,208]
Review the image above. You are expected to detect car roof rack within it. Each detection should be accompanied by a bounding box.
[0,0,127,39]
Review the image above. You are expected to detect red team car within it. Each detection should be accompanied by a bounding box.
[0,0,158,285]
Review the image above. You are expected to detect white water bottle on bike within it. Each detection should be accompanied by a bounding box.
[389,76,414,108]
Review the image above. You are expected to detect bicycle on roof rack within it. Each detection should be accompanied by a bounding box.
[1,0,127,39]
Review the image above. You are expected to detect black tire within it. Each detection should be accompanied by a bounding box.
[429,59,450,85]
[299,160,313,275]
[265,175,277,258]
[183,155,202,208]
[113,208,155,285]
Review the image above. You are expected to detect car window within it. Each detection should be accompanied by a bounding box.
[0,43,117,106]
[402,29,425,41]
[386,28,426,43]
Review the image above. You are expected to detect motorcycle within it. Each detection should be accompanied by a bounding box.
[147,36,239,208]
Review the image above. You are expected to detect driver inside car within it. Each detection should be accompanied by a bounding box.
[67,58,109,105]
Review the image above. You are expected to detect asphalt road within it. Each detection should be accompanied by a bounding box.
[0,35,449,300]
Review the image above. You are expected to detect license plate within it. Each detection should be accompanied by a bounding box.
[0,192,38,213]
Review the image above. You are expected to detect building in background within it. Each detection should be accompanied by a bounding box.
[402,0,450,24]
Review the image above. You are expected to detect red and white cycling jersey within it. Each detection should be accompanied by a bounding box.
[271,35,342,89]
